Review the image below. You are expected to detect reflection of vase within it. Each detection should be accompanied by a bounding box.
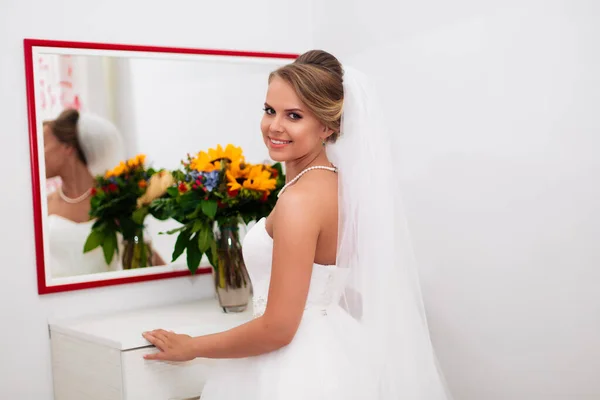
[121,233,154,270]
[214,223,251,313]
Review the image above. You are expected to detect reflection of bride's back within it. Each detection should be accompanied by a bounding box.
[48,214,122,278]
[44,109,125,279]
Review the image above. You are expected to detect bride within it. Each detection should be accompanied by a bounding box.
[44,109,125,277]
[142,50,452,399]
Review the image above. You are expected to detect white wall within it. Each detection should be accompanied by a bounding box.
[314,1,600,399]
[0,0,311,398]
[117,57,281,170]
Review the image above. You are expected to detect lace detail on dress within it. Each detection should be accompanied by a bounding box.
[252,296,327,319]
[244,218,348,320]
[252,294,331,319]
[251,266,348,319]
[253,295,267,318]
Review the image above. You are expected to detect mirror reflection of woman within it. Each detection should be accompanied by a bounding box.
[44,109,126,277]
[44,109,167,277]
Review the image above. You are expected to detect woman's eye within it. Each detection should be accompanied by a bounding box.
[289,113,302,120]
[263,107,275,115]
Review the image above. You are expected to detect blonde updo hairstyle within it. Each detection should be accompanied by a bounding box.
[269,50,344,143]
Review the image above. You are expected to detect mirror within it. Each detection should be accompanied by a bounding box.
[24,39,296,294]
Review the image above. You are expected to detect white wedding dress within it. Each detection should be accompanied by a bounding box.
[48,214,122,278]
[200,217,373,399]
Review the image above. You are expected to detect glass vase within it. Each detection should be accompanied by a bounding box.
[121,230,154,270]
[214,222,251,313]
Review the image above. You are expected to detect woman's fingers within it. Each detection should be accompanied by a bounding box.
[143,330,169,350]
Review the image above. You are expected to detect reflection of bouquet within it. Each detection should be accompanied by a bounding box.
[151,144,284,273]
[83,154,173,268]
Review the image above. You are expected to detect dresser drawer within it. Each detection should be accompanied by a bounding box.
[51,332,123,400]
[49,299,252,400]
[121,346,216,399]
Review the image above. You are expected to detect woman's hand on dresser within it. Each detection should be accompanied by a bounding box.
[142,329,196,361]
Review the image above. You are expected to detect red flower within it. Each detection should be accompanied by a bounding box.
[217,200,226,209]
[227,188,239,197]
[108,183,118,192]
[90,188,97,196]
[260,191,269,202]
[270,169,278,178]
[192,183,199,190]
[178,183,188,193]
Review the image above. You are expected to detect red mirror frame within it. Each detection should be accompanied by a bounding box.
[24,38,298,294]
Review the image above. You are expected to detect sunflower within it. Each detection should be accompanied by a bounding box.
[228,159,249,179]
[190,144,245,173]
[126,154,146,169]
[208,144,244,165]
[226,170,242,191]
[242,165,277,193]
[225,160,250,192]
[105,161,129,178]
[189,151,220,172]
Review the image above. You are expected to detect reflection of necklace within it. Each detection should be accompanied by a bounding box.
[58,186,92,204]
[278,165,337,198]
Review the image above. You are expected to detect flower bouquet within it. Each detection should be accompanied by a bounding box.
[83,154,173,269]
[153,144,284,311]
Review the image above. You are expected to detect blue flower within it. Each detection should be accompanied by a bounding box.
[186,170,201,182]
[202,170,220,192]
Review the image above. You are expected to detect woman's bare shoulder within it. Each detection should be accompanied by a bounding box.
[272,171,337,231]
[47,191,59,214]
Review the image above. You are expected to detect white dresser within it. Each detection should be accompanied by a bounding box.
[48,298,252,400]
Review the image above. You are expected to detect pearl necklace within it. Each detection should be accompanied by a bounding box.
[278,165,337,198]
[58,186,92,204]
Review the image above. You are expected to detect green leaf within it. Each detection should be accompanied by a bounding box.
[186,207,200,220]
[90,195,101,210]
[205,241,218,270]
[160,226,186,235]
[186,235,202,274]
[91,220,106,230]
[172,170,186,181]
[192,219,205,233]
[148,199,172,221]
[83,229,104,253]
[197,224,213,253]
[167,186,179,197]
[201,200,218,219]
[132,207,149,225]
[102,231,118,265]
[172,229,191,262]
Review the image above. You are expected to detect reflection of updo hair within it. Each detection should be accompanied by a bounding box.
[269,50,344,143]
[44,109,87,164]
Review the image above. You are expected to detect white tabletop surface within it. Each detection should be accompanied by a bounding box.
[48,297,253,350]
